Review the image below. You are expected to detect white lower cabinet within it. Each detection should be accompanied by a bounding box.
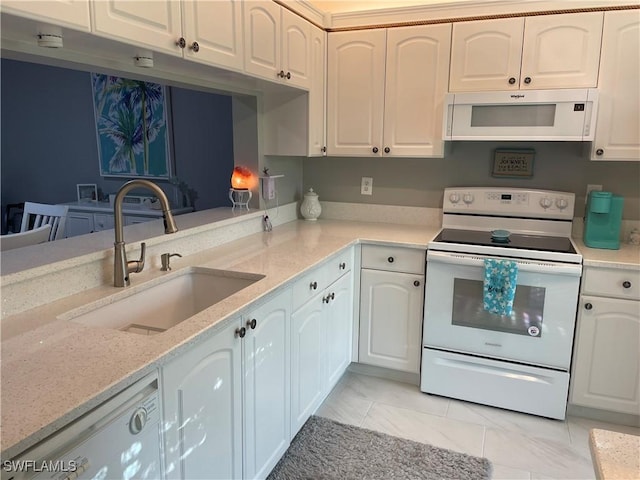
[242,290,292,480]
[359,245,425,373]
[162,319,243,480]
[162,288,292,480]
[570,267,640,415]
[290,269,353,435]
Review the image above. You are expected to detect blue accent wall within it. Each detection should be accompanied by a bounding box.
[1,59,234,212]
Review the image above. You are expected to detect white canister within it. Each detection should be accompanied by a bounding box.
[300,188,322,221]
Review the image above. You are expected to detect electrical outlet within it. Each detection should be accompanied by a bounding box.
[586,184,602,203]
[361,177,373,195]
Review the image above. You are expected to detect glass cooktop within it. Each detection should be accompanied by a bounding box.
[433,229,577,254]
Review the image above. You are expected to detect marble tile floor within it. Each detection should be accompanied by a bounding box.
[315,371,640,480]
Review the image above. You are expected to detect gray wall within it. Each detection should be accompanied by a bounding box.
[303,142,640,219]
[1,59,234,212]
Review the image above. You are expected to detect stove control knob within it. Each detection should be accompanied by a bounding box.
[449,193,460,204]
[539,197,552,209]
[555,198,568,210]
[463,193,474,205]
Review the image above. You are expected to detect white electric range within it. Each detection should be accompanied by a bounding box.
[421,187,583,420]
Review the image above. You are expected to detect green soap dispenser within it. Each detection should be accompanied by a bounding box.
[583,191,624,249]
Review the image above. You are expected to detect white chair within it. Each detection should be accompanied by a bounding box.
[1,224,52,251]
[20,202,69,241]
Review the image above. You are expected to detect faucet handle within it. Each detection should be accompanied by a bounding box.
[161,252,182,271]
[128,242,146,274]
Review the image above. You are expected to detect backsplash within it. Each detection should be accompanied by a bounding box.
[302,141,640,220]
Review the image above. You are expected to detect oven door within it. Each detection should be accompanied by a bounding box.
[423,250,581,369]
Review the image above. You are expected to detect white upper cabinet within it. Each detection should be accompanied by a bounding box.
[1,0,91,31]
[281,8,312,89]
[328,24,451,157]
[308,24,327,156]
[244,1,311,89]
[383,24,451,157]
[591,10,640,161]
[91,0,243,69]
[181,0,244,70]
[244,1,280,79]
[449,17,524,92]
[327,29,386,157]
[450,12,603,91]
[91,0,183,56]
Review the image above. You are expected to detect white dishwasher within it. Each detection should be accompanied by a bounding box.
[2,373,163,480]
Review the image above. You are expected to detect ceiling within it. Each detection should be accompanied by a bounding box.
[306,0,477,13]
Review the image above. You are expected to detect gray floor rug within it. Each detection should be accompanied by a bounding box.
[267,416,492,480]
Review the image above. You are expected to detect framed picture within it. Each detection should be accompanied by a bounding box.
[91,73,172,179]
[77,184,97,202]
[492,149,535,178]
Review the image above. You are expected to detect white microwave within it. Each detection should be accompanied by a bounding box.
[443,88,598,141]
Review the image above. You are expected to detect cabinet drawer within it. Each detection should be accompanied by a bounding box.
[326,248,354,285]
[582,267,640,300]
[361,245,425,275]
[292,266,327,312]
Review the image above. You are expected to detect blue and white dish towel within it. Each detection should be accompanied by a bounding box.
[483,258,518,316]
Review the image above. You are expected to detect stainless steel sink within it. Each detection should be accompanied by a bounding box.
[60,267,264,335]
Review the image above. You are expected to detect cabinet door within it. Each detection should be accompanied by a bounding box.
[383,24,451,157]
[325,271,353,391]
[591,10,640,161]
[243,1,281,82]
[162,320,243,480]
[291,294,325,436]
[243,290,291,480]
[1,0,90,31]
[91,0,182,56]
[308,25,327,156]
[449,17,524,92]
[65,212,94,237]
[93,213,114,231]
[570,296,640,415]
[359,269,424,373]
[520,12,603,90]
[181,0,243,70]
[281,8,311,89]
[327,30,386,156]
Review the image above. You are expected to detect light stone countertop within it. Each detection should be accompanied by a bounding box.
[574,238,640,270]
[589,429,640,479]
[0,219,437,459]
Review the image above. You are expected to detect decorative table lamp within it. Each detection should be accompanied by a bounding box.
[229,166,256,210]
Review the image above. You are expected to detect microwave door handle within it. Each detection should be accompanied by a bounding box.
[427,251,581,276]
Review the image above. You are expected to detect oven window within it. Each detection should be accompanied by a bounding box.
[451,279,545,337]
[470,104,556,127]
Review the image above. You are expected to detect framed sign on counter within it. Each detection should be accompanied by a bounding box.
[492,149,535,178]
[77,184,97,202]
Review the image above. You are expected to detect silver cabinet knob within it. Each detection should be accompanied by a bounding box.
[623,281,632,289]
[190,41,199,52]
[384,147,390,153]
[596,148,604,156]
[372,147,379,153]
[246,318,257,329]
[524,76,532,84]
[235,327,246,338]
[508,77,516,85]
[176,37,186,48]
[584,303,593,310]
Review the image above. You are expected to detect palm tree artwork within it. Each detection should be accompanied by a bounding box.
[92,73,169,178]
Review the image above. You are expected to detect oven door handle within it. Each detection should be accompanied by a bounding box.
[427,251,582,276]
